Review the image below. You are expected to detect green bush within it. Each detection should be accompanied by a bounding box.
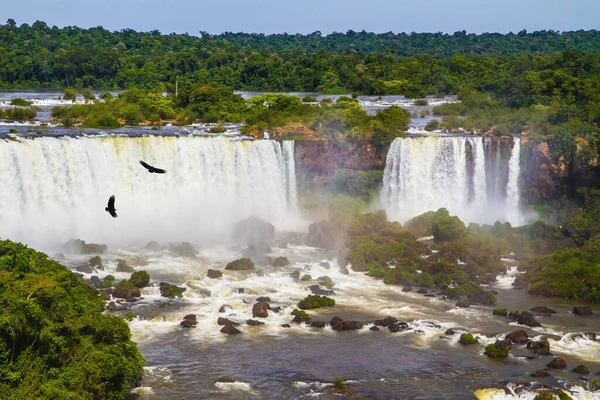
[63,87,77,101]
[10,98,31,106]
[414,99,429,106]
[291,308,310,320]
[0,239,144,399]
[367,263,385,278]
[424,119,441,131]
[431,208,466,242]
[298,295,335,310]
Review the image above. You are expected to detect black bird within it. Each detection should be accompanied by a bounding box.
[105,195,117,218]
[139,160,166,174]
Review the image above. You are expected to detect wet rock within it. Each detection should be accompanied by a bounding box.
[445,329,456,335]
[144,241,162,251]
[107,301,125,311]
[330,316,363,331]
[573,332,597,341]
[493,308,508,317]
[402,286,412,292]
[417,288,428,294]
[89,275,102,289]
[306,220,337,248]
[505,330,529,344]
[256,296,271,303]
[246,319,265,326]
[281,324,291,328]
[169,242,198,258]
[387,323,402,333]
[116,259,135,273]
[252,302,269,318]
[369,326,380,331]
[113,280,141,300]
[220,324,241,335]
[530,306,556,315]
[311,321,326,329]
[207,269,223,279]
[235,288,245,294]
[180,314,197,328]
[527,339,551,355]
[242,243,272,263]
[159,282,185,298]
[456,299,471,308]
[308,285,335,296]
[75,263,96,274]
[233,216,275,245]
[53,253,66,261]
[573,365,590,374]
[517,313,542,328]
[374,316,398,327]
[339,265,349,275]
[319,261,330,269]
[484,341,510,358]
[217,317,239,326]
[270,256,289,267]
[546,357,567,369]
[512,275,525,290]
[270,306,281,313]
[130,271,150,288]
[99,290,111,301]
[225,258,255,271]
[64,239,107,254]
[459,333,479,345]
[573,306,593,316]
[531,370,551,377]
[508,311,520,321]
[218,304,231,313]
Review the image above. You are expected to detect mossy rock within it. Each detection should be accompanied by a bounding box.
[592,380,600,390]
[298,295,335,310]
[484,343,510,358]
[270,256,289,267]
[301,274,312,281]
[459,333,479,345]
[89,255,103,267]
[318,276,334,289]
[292,270,301,279]
[169,242,198,258]
[291,308,310,321]
[225,258,255,270]
[116,259,135,273]
[130,271,150,288]
[101,275,115,288]
[367,264,385,278]
[159,282,186,298]
[493,308,508,316]
[113,280,140,300]
[533,393,554,400]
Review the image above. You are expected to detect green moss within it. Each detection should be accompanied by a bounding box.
[459,333,479,345]
[291,308,310,320]
[493,308,508,316]
[319,276,335,289]
[116,259,135,273]
[130,271,150,288]
[10,97,32,106]
[484,343,510,358]
[593,380,600,390]
[431,208,466,242]
[333,379,346,390]
[292,270,301,279]
[417,272,435,288]
[270,256,290,267]
[534,393,554,400]
[367,263,385,278]
[225,258,255,270]
[88,255,102,267]
[298,295,335,310]
[301,274,312,281]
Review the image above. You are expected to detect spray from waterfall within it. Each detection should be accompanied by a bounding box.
[0,136,299,250]
[382,136,524,226]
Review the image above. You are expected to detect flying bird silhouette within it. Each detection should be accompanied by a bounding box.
[105,195,117,218]
[139,160,166,174]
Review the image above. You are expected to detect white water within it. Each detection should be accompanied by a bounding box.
[382,136,524,225]
[0,136,299,248]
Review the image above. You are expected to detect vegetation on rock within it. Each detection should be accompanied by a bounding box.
[298,295,335,310]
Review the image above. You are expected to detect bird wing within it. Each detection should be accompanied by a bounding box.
[108,195,115,209]
[109,209,118,218]
[139,160,152,170]
[153,167,167,173]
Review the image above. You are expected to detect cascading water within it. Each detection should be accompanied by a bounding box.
[0,135,299,249]
[382,136,524,226]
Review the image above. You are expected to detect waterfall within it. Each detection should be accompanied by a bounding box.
[382,136,523,226]
[506,137,521,225]
[0,136,298,248]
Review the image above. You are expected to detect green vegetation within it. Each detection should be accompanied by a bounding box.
[88,255,102,267]
[459,333,479,345]
[116,259,135,273]
[225,258,255,270]
[0,107,37,120]
[291,308,310,321]
[9,98,31,106]
[0,239,144,399]
[297,295,335,310]
[333,379,346,390]
[63,88,77,101]
[301,274,312,281]
[270,256,289,267]
[413,99,429,106]
[484,343,510,358]
[130,271,150,288]
[331,169,384,200]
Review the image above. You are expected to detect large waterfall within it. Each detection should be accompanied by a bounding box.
[382,136,523,226]
[0,136,298,248]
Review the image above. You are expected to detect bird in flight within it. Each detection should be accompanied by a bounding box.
[105,195,117,218]
[140,160,166,174]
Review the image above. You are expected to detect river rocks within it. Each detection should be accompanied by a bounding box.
[530,306,556,315]
[402,286,412,292]
[573,306,593,316]
[459,333,479,345]
[311,321,326,329]
[207,269,223,279]
[306,220,337,248]
[493,308,508,316]
[180,314,197,328]
[159,282,186,298]
[270,256,289,267]
[246,319,265,326]
[107,301,125,311]
[220,324,241,335]
[512,275,525,290]
[252,302,269,318]
[387,322,409,333]
[298,295,335,310]
[218,304,231,313]
[232,216,275,245]
[291,309,310,323]
[75,263,98,274]
[217,317,239,326]
[116,259,135,273]
[374,316,398,327]
[113,280,141,300]
[527,339,551,355]
[572,332,597,341]
[130,271,150,288]
[169,242,198,258]
[517,313,542,327]
[281,324,291,328]
[308,285,335,296]
[370,326,380,331]
[99,290,111,301]
[505,330,529,344]
[319,261,330,269]
[417,288,428,294]
[64,239,107,254]
[456,299,471,308]
[445,329,456,335]
[89,275,102,288]
[89,255,103,268]
[225,258,255,271]
[531,370,551,377]
[145,241,162,251]
[242,243,272,263]
[330,316,363,331]
[318,276,335,289]
[546,357,567,369]
[572,365,590,374]
[484,342,510,358]
[53,253,66,261]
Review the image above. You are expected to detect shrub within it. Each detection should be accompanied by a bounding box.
[10,97,31,106]
[414,99,429,106]
[424,119,441,131]
[82,88,96,101]
[64,87,77,101]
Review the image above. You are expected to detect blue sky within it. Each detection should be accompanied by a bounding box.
[4,0,599,35]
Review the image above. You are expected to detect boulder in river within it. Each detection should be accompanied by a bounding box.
[159,282,186,298]
[144,241,162,251]
[459,333,479,345]
[309,285,335,296]
[527,339,551,355]
[207,269,223,279]
[306,220,337,248]
[225,258,255,271]
[517,313,542,327]
[130,271,150,288]
[218,304,231,313]
[232,216,275,245]
[169,242,198,258]
[252,302,269,318]
[180,314,197,328]
[484,341,510,358]
[330,316,363,331]
[387,323,409,333]
[493,308,508,317]
[246,319,265,326]
[456,299,471,308]
[116,259,135,273]
[572,365,590,374]
[531,370,551,377]
[402,286,412,293]
[530,306,556,315]
[113,280,141,300]
[573,306,593,316]
[505,330,529,344]
[220,324,241,335]
[546,357,567,369]
[311,321,326,329]
[374,316,398,327]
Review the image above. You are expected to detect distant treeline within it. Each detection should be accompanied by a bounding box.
[1,19,600,95]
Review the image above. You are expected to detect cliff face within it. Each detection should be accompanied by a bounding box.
[294,139,387,184]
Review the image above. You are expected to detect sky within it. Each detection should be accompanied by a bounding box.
[4,0,599,35]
